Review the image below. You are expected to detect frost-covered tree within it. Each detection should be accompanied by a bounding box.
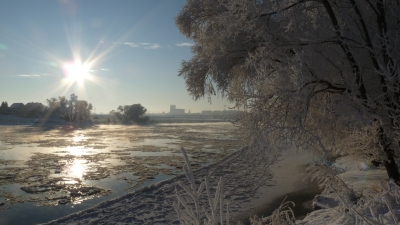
[176,1,400,183]
[46,94,92,122]
[76,100,93,120]
[110,104,149,123]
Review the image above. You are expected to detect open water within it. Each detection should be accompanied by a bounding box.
[0,122,240,224]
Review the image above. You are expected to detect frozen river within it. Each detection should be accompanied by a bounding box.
[0,122,241,225]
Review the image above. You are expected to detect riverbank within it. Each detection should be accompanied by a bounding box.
[42,147,400,225]
[297,154,392,225]
[42,147,319,224]
[0,114,232,127]
[0,115,90,127]
[2,114,393,224]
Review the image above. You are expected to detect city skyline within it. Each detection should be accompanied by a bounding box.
[0,1,234,114]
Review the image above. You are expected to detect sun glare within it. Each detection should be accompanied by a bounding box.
[69,159,85,179]
[64,62,91,83]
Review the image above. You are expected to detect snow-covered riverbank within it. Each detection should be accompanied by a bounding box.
[0,115,42,126]
[298,155,391,225]
[41,148,319,224]
[2,114,394,224]
[42,147,400,225]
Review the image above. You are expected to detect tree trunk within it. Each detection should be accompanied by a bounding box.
[384,155,400,185]
[379,127,400,185]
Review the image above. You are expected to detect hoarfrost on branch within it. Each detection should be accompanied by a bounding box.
[175,0,400,183]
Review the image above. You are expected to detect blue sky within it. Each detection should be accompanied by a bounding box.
[0,0,233,114]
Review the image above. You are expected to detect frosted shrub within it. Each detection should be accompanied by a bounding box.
[174,147,229,225]
[308,163,400,225]
[325,181,400,225]
[249,198,296,225]
[306,163,358,203]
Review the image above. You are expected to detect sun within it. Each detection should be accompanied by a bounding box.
[64,62,91,83]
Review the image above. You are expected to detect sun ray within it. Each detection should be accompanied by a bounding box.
[64,62,90,82]
[4,1,153,105]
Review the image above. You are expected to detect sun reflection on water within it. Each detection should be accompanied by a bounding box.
[67,159,85,179]
[73,135,84,143]
[68,146,85,156]
[64,146,86,179]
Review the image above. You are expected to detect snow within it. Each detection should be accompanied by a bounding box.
[33,141,400,224]
[0,115,80,127]
[334,156,387,191]
[298,155,397,225]
[0,115,41,125]
[41,148,319,224]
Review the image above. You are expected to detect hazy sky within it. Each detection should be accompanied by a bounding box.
[0,0,233,114]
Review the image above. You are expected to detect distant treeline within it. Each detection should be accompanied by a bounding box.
[0,94,150,124]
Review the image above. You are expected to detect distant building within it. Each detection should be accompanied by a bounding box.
[9,103,25,115]
[170,104,185,115]
[8,102,44,117]
[174,109,185,114]
[170,105,176,114]
[23,102,44,117]
[10,103,24,110]
[223,110,242,118]
[201,110,213,115]
[25,102,43,111]
[213,110,221,116]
